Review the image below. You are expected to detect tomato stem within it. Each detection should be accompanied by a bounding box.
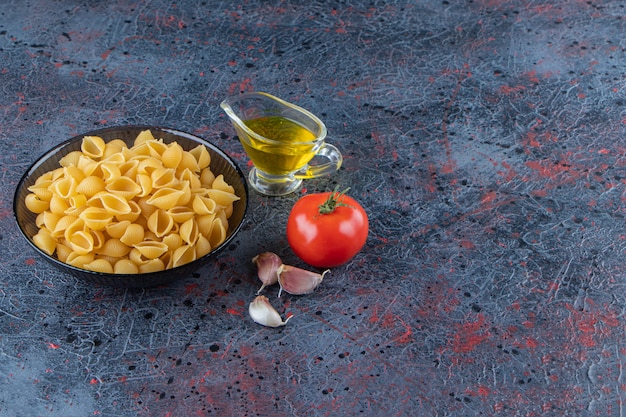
[318,187,352,214]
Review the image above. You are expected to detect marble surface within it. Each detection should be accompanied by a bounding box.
[1,1,625,416]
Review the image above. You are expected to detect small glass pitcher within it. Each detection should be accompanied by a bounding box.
[221,92,342,196]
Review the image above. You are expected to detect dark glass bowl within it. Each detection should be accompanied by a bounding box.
[13,126,248,288]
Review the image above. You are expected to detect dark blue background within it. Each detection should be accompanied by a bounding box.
[1,1,625,416]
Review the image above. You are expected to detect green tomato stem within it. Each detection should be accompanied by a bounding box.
[318,187,352,214]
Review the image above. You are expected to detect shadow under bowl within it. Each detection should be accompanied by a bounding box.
[13,125,248,288]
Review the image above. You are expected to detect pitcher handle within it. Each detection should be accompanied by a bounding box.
[294,143,343,179]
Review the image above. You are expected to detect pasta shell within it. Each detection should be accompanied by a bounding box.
[52,215,80,239]
[76,175,106,197]
[179,218,199,246]
[174,181,191,206]
[145,139,168,158]
[146,187,185,210]
[81,136,106,159]
[64,165,86,183]
[162,233,183,251]
[135,173,153,198]
[137,157,162,175]
[211,174,236,194]
[128,248,148,265]
[192,194,217,215]
[122,143,150,160]
[151,167,177,189]
[76,155,99,177]
[105,176,142,200]
[59,150,83,167]
[223,203,234,219]
[115,199,141,222]
[36,212,47,229]
[88,192,132,216]
[147,209,175,237]
[27,181,53,201]
[178,151,199,172]
[215,210,229,231]
[139,258,165,273]
[195,234,212,258]
[200,168,216,188]
[207,188,240,207]
[79,207,113,230]
[43,211,61,230]
[48,194,70,214]
[208,217,227,249]
[118,160,138,178]
[65,252,95,268]
[134,129,156,145]
[33,229,56,256]
[114,259,139,274]
[133,241,169,260]
[190,144,211,170]
[99,162,121,183]
[34,171,54,183]
[103,139,127,159]
[96,238,131,257]
[50,167,65,181]
[49,175,77,199]
[135,197,157,221]
[68,230,95,255]
[24,193,50,214]
[82,258,114,273]
[177,168,202,191]
[69,194,87,211]
[90,229,106,250]
[105,220,131,239]
[167,206,195,223]
[101,152,126,165]
[56,243,72,263]
[196,213,216,237]
[170,245,196,268]
[161,142,184,168]
[119,223,145,246]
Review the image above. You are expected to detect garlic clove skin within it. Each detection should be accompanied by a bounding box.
[249,295,292,327]
[252,252,282,294]
[277,264,330,296]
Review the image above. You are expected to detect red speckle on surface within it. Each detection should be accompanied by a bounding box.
[499,84,526,95]
[525,159,570,179]
[480,190,498,205]
[228,78,254,95]
[368,305,380,324]
[184,283,201,295]
[25,258,36,266]
[460,239,475,249]
[393,316,413,344]
[100,48,112,60]
[525,337,539,349]
[225,308,242,316]
[452,313,491,353]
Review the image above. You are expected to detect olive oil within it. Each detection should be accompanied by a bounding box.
[241,116,318,175]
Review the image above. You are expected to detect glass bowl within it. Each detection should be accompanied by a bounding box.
[13,125,248,288]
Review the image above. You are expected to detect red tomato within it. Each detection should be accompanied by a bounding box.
[286,190,369,268]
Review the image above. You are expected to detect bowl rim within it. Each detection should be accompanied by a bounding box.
[12,124,248,283]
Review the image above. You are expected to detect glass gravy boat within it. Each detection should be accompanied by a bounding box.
[221,92,342,196]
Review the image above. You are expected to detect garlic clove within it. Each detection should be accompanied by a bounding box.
[252,252,283,294]
[277,264,330,296]
[248,295,292,327]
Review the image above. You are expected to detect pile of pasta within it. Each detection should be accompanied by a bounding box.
[24,130,240,274]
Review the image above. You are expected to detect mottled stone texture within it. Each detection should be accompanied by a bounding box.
[1,1,625,416]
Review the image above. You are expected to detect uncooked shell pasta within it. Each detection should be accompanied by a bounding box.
[25,130,240,274]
